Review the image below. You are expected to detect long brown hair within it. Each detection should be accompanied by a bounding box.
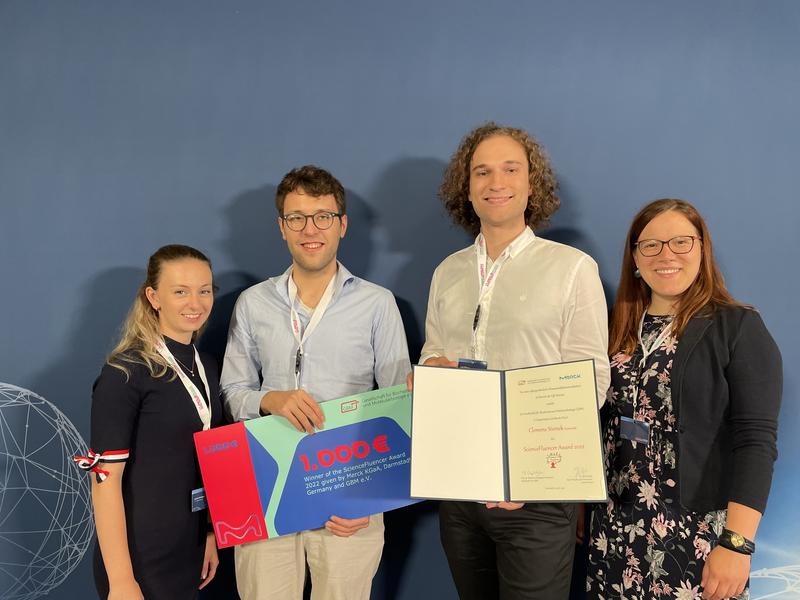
[609,199,746,355]
[439,122,560,236]
[108,244,213,379]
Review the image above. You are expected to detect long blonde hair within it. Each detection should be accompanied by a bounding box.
[108,244,213,379]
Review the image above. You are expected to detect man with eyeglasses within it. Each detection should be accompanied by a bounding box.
[220,165,410,600]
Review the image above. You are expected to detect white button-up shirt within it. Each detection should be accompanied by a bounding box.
[420,228,610,405]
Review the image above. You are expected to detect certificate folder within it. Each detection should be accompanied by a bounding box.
[410,359,607,503]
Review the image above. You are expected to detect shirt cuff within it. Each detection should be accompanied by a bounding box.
[418,353,441,366]
[226,389,268,422]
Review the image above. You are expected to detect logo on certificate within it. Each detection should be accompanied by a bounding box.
[340,400,359,413]
[546,452,562,469]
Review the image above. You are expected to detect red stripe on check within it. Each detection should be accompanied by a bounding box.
[194,423,268,548]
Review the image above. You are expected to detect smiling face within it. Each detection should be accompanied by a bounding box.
[279,188,347,278]
[468,135,532,234]
[145,258,214,343]
[634,210,702,314]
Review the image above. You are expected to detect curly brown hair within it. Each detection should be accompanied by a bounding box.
[439,122,560,236]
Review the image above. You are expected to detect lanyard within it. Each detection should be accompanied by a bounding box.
[288,270,337,388]
[154,339,211,430]
[630,312,674,414]
[471,229,535,357]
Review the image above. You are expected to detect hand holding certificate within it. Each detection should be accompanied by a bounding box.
[410,359,607,503]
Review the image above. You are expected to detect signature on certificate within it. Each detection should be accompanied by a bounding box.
[571,465,592,481]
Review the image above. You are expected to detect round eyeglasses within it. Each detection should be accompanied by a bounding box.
[634,235,701,257]
[281,211,342,232]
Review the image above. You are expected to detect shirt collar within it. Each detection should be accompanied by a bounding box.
[474,226,536,260]
[275,260,355,304]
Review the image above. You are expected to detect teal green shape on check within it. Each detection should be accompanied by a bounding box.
[243,385,411,536]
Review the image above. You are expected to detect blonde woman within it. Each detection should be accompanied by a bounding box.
[75,245,221,599]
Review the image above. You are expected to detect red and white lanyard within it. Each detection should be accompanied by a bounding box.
[154,339,212,431]
[471,228,535,358]
[288,270,337,388]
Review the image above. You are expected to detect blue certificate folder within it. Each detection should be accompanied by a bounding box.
[196,385,420,546]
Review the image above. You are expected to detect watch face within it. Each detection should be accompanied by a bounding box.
[730,533,745,547]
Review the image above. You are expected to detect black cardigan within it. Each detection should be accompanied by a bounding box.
[668,306,782,514]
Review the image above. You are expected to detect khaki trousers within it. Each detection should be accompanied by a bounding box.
[234,514,384,600]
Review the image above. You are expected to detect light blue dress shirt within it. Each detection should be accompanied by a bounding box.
[221,262,411,422]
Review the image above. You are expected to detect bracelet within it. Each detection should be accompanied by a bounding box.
[717,528,755,555]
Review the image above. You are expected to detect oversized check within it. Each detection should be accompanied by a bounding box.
[195,385,417,548]
[411,359,607,503]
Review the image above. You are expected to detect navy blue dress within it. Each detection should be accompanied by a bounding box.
[90,337,221,600]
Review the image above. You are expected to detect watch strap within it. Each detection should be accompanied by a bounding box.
[718,528,755,555]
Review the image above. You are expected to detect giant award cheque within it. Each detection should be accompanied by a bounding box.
[411,359,607,503]
[195,385,417,548]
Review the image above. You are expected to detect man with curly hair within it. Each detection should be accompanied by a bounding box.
[418,123,610,599]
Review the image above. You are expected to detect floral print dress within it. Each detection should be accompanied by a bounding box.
[586,314,747,600]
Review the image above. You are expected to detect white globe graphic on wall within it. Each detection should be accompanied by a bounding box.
[0,383,94,600]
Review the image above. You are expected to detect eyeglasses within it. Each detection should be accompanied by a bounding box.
[281,211,342,232]
[634,235,701,257]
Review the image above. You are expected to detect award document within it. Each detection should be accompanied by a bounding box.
[410,359,606,503]
[195,385,418,548]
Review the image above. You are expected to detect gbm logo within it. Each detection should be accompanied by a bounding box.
[204,440,239,454]
[341,399,359,413]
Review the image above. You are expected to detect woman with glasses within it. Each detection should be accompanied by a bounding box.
[75,245,222,600]
[586,199,782,600]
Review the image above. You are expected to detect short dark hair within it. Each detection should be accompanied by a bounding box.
[275,165,346,215]
[439,122,560,236]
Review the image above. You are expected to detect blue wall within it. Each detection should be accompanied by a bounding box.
[1,2,798,598]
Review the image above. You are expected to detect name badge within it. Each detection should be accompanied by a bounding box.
[458,358,488,370]
[620,416,650,445]
[191,487,208,512]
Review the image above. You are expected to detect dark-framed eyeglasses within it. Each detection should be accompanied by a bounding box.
[281,211,342,232]
[634,235,701,257]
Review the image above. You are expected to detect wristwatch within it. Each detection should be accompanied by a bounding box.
[718,528,755,555]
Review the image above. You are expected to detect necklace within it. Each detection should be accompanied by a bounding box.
[172,347,196,376]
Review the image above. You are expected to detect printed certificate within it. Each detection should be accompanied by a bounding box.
[411,359,606,503]
[195,385,418,548]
